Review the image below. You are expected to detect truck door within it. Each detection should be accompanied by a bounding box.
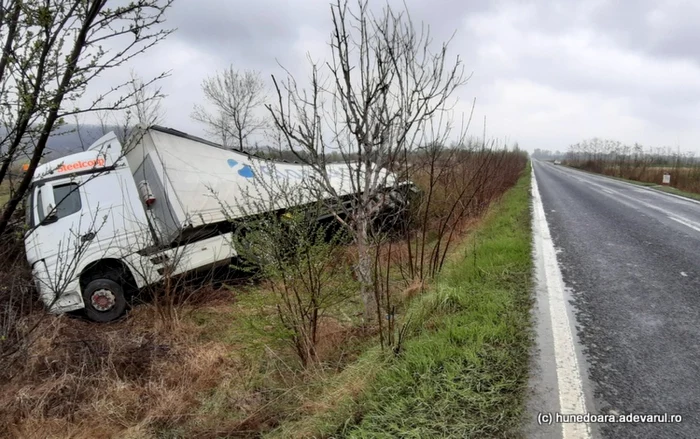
[27,177,99,293]
[79,169,152,255]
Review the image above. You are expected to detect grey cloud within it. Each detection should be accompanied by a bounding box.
[458,0,700,131]
[81,0,700,152]
[167,0,316,69]
[587,0,700,64]
[169,0,489,69]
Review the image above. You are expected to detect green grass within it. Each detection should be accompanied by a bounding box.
[602,175,657,187]
[330,167,534,438]
[652,185,700,201]
[263,347,386,439]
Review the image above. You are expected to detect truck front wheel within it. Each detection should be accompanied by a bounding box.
[82,278,127,322]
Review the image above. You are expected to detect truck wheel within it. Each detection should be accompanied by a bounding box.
[82,278,127,323]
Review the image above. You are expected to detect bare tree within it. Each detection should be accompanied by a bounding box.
[192,67,267,151]
[95,70,167,144]
[0,0,174,237]
[266,0,467,323]
[130,71,165,127]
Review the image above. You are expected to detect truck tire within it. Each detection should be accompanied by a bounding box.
[82,278,127,323]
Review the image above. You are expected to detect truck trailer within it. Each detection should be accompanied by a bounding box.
[24,125,405,322]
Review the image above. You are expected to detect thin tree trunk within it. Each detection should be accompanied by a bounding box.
[0,0,103,235]
[0,0,20,85]
[355,217,375,323]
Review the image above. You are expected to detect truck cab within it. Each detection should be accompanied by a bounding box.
[25,132,153,321]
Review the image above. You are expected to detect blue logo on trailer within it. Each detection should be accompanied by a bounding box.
[227,159,254,178]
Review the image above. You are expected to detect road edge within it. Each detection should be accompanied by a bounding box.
[556,163,700,207]
[530,162,592,439]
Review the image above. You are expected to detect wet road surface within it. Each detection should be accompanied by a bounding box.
[529,160,700,439]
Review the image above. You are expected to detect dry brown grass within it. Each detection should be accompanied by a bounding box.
[0,303,241,439]
[0,279,373,439]
[622,167,700,194]
[569,159,700,195]
[0,221,270,438]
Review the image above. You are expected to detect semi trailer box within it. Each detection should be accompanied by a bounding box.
[124,126,362,244]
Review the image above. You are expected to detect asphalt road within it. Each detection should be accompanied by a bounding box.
[531,160,700,439]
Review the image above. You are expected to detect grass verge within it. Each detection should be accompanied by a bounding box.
[340,166,533,438]
[272,166,533,438]
[561,164,656,186]
[652,185,700,201]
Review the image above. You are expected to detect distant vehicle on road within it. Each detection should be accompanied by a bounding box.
[553,160,562,165]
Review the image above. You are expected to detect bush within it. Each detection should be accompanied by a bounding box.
[231,206,356,366]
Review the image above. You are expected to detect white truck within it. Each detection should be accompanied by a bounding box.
[24,125,405,322]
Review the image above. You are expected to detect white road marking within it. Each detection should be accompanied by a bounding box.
[532,165,592,439]
[581,179,700,235]
[667,214,700,233]
[547,162,700,207]
[549,163,700,238]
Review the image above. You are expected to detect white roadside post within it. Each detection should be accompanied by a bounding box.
[662,172,671,185]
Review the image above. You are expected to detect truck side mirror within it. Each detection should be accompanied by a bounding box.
[42,210,58,225]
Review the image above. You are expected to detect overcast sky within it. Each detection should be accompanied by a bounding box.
[88,0,700,153]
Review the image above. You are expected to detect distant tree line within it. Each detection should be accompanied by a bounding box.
[565,137,700,193]
[532,148,565,160]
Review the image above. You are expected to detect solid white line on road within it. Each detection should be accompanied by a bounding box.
[580,178,700,231]
[667,214,700,234]
[532,165,592,439]
[544,161,700,207]
[554,167,700,237]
